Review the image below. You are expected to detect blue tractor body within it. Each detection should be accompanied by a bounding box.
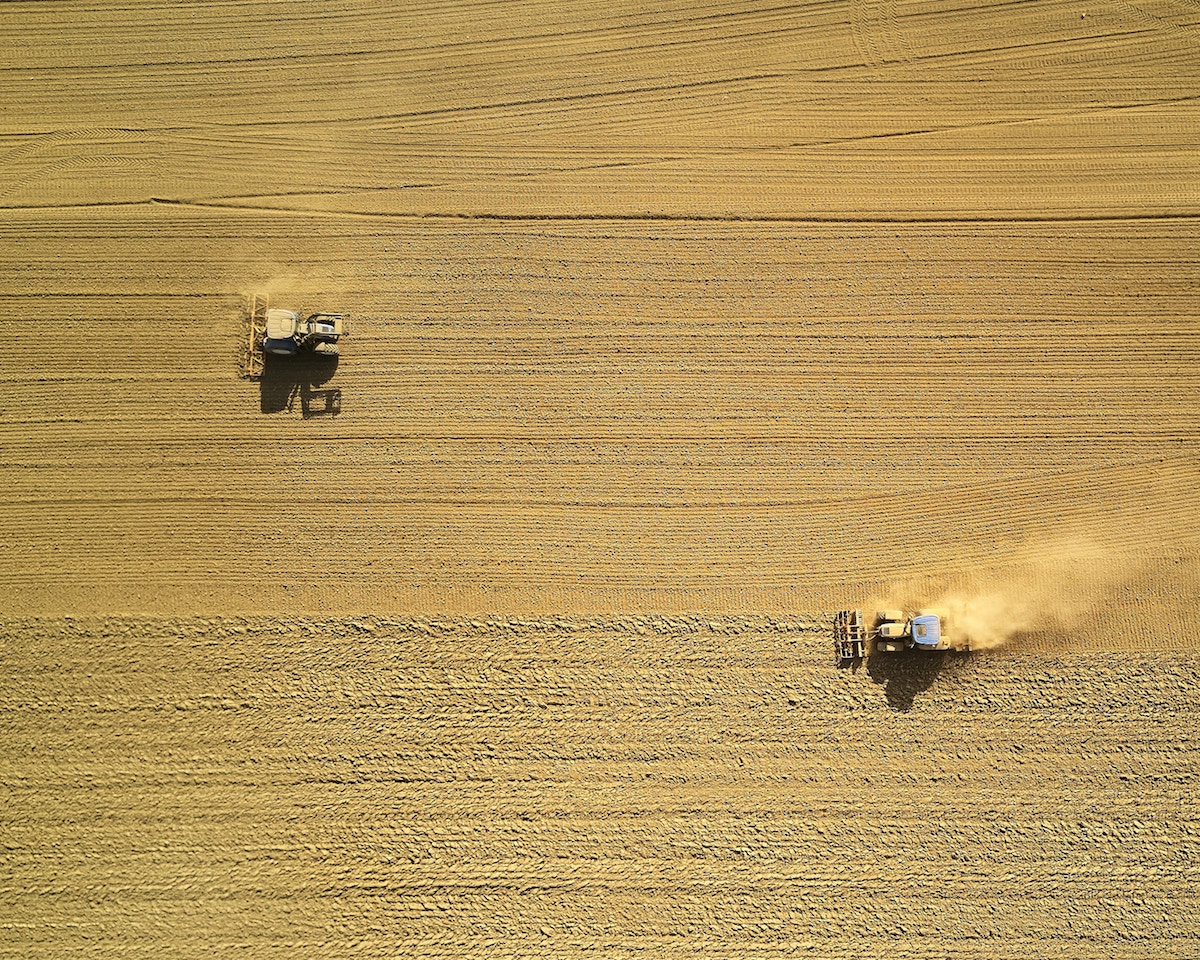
[910,614,942,649]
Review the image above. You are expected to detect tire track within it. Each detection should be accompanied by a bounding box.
[1,3,1199,954]
[849,0,913,67]
[0,128,161,207]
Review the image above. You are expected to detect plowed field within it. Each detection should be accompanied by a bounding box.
[2,1,1198,957]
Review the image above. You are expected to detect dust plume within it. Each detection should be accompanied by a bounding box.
[868,536,1152,650]
[242,272,339,301]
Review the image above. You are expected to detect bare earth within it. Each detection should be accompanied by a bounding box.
[2,1,1199,957]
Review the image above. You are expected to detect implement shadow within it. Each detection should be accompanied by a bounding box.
[867,650,970,712]
[260,354,341,417]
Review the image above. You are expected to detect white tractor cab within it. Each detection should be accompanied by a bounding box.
[263,308,344,358]
[872,609,970,653]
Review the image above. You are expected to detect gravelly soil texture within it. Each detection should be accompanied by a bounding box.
[2,0,1199,956]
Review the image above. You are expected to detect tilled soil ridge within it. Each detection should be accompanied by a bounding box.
[2,617,1197,959]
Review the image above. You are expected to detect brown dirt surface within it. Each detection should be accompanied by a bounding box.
[2,1,1199,957]
[4,616,1199,958]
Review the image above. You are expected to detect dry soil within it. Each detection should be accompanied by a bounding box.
[2,1,1198,957]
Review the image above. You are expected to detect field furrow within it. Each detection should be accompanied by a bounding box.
[2,0,1198,956]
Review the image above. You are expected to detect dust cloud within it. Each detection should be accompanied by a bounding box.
[868,537,1152,650]
[243,272,339,301]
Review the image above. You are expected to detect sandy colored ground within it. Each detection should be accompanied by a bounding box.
[2,1,1199,956]
[4,616,1199,958]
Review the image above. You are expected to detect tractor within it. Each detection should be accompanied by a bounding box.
[834,608,971,664]
[240,294,345,378]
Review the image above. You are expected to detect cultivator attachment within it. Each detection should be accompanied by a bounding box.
[833,609,867,664]
[240,293,268,379]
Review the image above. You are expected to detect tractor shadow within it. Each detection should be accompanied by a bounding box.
[867,650,971,712]
[260,354,342,418]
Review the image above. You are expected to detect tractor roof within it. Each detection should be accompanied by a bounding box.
[910,613,942,648]
[265,308,298,340]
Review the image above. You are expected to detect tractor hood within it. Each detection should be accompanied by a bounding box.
[910,614,942,648]
[265,308,299,340]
